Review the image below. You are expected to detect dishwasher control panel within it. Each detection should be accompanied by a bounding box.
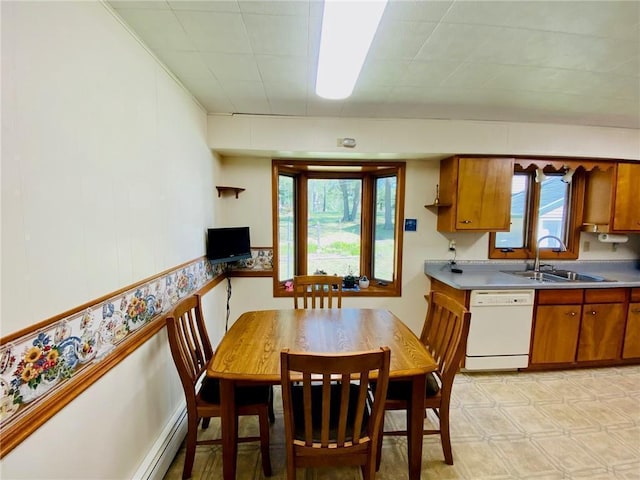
[470,290,534,307]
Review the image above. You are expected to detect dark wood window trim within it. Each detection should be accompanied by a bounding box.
[489,163,586,260]
[271,159,406,297]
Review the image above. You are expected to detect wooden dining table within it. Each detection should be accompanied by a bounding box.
[207,308,437,480]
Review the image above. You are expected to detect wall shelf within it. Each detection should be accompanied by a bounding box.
[216,186,245,198]
[424,203,451,212]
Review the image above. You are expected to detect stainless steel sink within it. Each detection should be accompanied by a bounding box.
[548,270,616,282]
[504,271,568,282]
[503,270,616,283]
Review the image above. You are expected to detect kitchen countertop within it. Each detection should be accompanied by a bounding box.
[425,260,640,290]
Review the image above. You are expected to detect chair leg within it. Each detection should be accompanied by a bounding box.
[438,406,454,465]
[375,415,385,472]
[363,450,378,480]
[268,386,276,424]
[182,412,199,480]
[201,417,211,429]
[258,407,273,476]
[285,446,296,480]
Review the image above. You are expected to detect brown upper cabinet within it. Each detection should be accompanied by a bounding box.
[584,162,640,233]
[436,156,514,232]
[612,163,640,232]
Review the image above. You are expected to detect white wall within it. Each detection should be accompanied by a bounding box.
[1,2,218,478]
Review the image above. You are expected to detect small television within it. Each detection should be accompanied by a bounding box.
[206,227,251,265]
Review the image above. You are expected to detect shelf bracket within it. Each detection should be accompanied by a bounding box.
[216,186,245,199]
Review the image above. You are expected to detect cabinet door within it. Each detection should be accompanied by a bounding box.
[455,158,513,230]
[622,303,640,359]
[612,163,640,232]
[577,303,625,361]
[531,305,581,364]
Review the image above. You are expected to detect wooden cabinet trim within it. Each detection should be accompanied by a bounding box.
[584,288,627,303]
[428,278,469,307]
[537,289,584,305]
[623,302,640,359]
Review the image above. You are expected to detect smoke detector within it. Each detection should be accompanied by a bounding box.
[338,137,356,148]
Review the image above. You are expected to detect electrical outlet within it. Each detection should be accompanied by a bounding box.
[583,240,590,252]
[449,239,456,251]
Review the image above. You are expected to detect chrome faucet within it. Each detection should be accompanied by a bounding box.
[533,235,567,272]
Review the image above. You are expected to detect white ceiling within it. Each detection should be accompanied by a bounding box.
[108,0,640,129]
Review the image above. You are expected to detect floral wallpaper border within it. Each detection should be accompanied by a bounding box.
[0,257,227,429]
[234,247,273,271]
[0,247,274,442]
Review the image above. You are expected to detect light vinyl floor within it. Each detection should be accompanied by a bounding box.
[164,366,640,480]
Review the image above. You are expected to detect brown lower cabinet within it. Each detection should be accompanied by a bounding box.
[531,289,583,366]
[577,303,626,361]
[430,280,640,369]
[531,288,630,367]
[622,288,640,359]
[576,289,627,362]
[531,305,581,364]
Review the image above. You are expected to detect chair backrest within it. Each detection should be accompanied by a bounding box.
[280,347,390,451]
[293,275,342,309]
[165,294,214,404]
[420,291,471,394]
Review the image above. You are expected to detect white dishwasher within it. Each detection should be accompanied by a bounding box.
[465,290,535,371]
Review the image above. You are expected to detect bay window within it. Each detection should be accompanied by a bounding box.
[272,160,405,296]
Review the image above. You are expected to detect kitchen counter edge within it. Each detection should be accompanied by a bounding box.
[424,260,640,290]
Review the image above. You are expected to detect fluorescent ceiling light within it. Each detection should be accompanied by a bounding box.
[316,0,388,100]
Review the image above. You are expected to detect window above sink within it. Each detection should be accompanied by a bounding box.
[490,167,580,261]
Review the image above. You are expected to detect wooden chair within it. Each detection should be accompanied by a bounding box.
[293,274,342,309]
[165,294,273,479]
[280,347,391,480]
[376,291,471,467]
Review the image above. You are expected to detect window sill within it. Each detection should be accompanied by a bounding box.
[273,283,400,298]
[227,270,401,296]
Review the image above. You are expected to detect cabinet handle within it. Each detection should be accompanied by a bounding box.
[461,220,472,224]
[589,310,597,315]
[565,311,577,316]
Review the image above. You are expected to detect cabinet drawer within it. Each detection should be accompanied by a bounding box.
[537,289,583,305]
[631,288,640,302]
[584,288,627,303]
